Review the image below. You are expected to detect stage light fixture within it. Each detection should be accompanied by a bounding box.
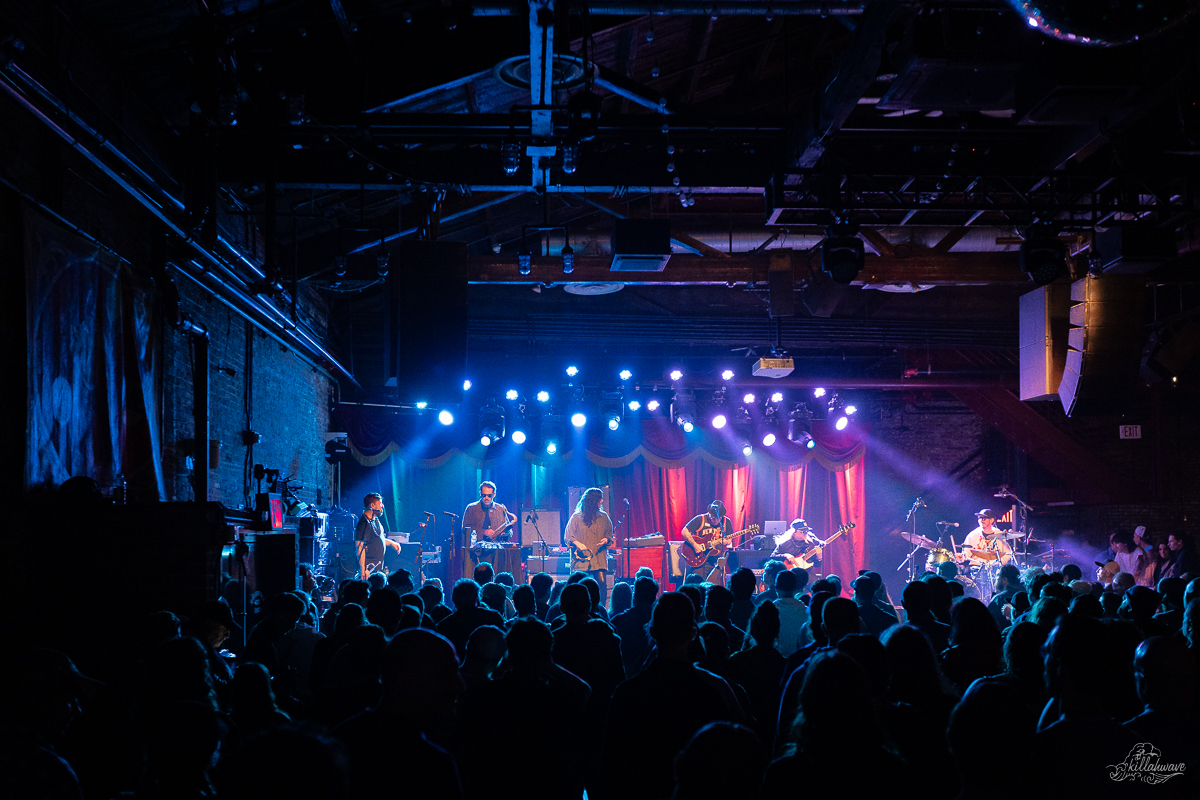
[682,420,695,433]
[813,387,827,398]
[479,401,506,446]
[546,441,558,455]
[438,410,454,425]
[771,392,784,403]
[415,401,428,409]
[502,141,522,175]
[606,414,621,431]
[845,404,858,415]
[1020,223,1067,286]
[743,393,756,404]
[806,436,816,450]
[722,369,734,381]
[536,391,550,402]
[619,369,632,381]
[511,429,527,445]
[821,222,865,284]
[628,400,641,411]
[560,244,575,274]
[762,432,777,446]
[712,413,728,429]
[647,399,660,411]
[566,366,579,377]
[741,442,753,456]
[670,369,683,381]
[463,380,472,391]
[571,412,587,428]
[480,433,494,446]
[518,245,532,275]
[506,389,519,400]
[561,144,578,175]
[835,415,849,431]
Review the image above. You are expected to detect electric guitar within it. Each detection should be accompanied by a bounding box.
[679,524,761,569]
[778,522,856,570]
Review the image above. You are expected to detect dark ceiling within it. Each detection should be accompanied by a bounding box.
[4,0,1200,405]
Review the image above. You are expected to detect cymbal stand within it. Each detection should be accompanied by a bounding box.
[897,497,928,582]
[996,484,1033,567]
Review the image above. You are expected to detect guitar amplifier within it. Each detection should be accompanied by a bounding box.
[526,553,571,574]
[623,544,666,581]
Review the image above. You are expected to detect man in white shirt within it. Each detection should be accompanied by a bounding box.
[772,569,811,656]
[962,508,1013,566]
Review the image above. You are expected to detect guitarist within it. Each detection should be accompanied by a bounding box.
[681,500,734,585]
[565,487,614,605]
[357,493,403,579]
[771,518,827,569]
[462,481,517,544]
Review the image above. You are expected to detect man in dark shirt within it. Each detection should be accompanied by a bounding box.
[987,563,1023,630]
[611,576,658,678]
[355,493,402,580]
[729,568,758,630]
[436,579,505,659]
[599,592,745,800]
[901,580,951,653]
[680,500,734,584]
[551,584,625,708]
[462,481,516,543]
[852,572,899,637]
[770,518,825,569]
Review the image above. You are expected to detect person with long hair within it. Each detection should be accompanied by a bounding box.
[565,487,614,605]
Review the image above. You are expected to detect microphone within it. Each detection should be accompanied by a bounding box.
[423,511,434,517]
[443,511,459,518]
[938,521,960,527]
[624,498,630,506]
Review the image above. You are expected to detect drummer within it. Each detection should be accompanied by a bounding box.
[962,508,1014,566]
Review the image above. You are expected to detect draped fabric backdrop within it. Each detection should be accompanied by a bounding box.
[24,206,165,498]
[338,407,866,588]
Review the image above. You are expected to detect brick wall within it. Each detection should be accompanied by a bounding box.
[162,279,335,509]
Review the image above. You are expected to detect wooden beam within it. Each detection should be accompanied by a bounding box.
[577,195,731,258]
[468,251,1026,285]
[858,228,895,258]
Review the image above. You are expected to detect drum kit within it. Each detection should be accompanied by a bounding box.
[896,488,1068,602]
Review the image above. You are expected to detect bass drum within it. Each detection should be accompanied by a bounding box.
[955,574,983,601]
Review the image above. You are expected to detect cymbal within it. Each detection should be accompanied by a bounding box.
[900,532,938,549]
[994,532,1024,540]
[1036,548,1070,559]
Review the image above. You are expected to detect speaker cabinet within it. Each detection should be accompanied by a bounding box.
[239,529,299,601]
[1019,284,1070,401]
[521,509,562,546]
[1059,275,1144,416]
[623,545,666,581]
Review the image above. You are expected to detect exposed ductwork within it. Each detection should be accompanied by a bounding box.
[472,2,866,16]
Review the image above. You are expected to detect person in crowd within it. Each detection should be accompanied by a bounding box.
[215,725,350,800]
[702,585,745,652]
[901,580,950,653]
[939,598,1002,694]
[753,560,788,605]
[529,572,555,620]
[727,601,785,751]
[1099,529,1148,586]
[510,584,537,622]
[418,581,454,624]
[987,563,1023,629]
[436,579,504,658]
[1154,576,1186,633]
[947,678,1037,800]
[1123,635,1200,789]
[399,593,436,629]
[387,568,415,597]
[365,587,405,636]
[609,581,633,616]
[599,593,744,800]
[1120,585,1173,640]
[458,625,506,692]
[672,722,766,800]
[334,629,462,798]
[773,569,810,657]
[611,576,658,678]
[230,662,290,736]
[1163,532,1200,580]
[310,603,364,693]
[551,584,625,711]
[852,571,899,636]
[728,568,758,630]
[479,582,508,619]
[697,622,735,680]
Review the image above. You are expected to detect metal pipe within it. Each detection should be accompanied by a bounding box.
[473,2,866,15]
[194,333,210,503]
[0,63,356,386]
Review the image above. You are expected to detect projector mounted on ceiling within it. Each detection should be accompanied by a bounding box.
[753,357,795,378]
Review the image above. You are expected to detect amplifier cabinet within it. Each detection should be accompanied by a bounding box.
[623,545,667,582]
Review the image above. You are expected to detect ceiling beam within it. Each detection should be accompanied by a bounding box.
[576,194,730,258]
[467,250,1026,285]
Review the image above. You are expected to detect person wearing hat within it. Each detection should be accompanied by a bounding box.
[681,500,734,584]
[770,518,827,569]
[962,508,1013,567]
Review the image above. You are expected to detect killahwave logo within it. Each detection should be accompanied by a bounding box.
[1108,743,1186,785]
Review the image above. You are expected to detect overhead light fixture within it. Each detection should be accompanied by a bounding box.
[546,441,558,455]
[518,242,532,275]
[511,429,527,445]
[646,399,661,411]
[741,442,753,456]
[821,221,865,284]
[682,420,695,433]
[463,380,472,391]
[415,401,428,409]
[672,392,697,431]
[560,244,575,274]
[566,365,579,377]
[845,404,858,416]
[619,369,632,381]
[762,432,777,446]
[1020,223,1067,286]
[813,387,827,398]
[835,415,849,431]
[711,413,728,429]
[479,401,506,446]
[601,391,624,431]
[506,389,519,401]
[743,392,756,404]
[628,399,641,411]
[770,392,784,403]
[606,413,621,431]
[438,410,454,426]
[502,141,522,175]
[721,369,735,381]
[561,144,578,175]
[669,369,683,381]
[571,412,587,428]
[536,391,550,403]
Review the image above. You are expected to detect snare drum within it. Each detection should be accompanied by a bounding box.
[925,548,955,572]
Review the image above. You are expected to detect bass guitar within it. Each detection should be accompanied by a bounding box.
[679,524,760,569]
[779,522,856,570]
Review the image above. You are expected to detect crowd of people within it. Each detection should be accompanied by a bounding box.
[5,532,1199,800]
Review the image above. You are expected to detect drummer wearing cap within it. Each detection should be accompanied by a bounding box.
[962,508,1014,566]
[771,518,827,566]
[681,500,734,583]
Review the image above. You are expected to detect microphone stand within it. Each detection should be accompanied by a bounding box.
[526,511,551,575]
[416,512,434,584]
[614,500,630,579]
[996,485,1033,567]
[896,497,927,582]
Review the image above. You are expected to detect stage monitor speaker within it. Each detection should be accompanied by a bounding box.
[384,241,468,403]
[1019,283,1070,401]
[623,545,666,581]
[1058,275,1144,416]
[521,509,561,547]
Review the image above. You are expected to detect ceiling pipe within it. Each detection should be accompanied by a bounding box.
[0,60,358,387]
[472,2,866,15]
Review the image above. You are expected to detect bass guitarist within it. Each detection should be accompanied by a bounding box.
[771,518,827,570]
[565,487,614,604]
[681,500,734,585]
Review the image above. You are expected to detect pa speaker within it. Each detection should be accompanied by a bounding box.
[384,242,468,403]
[1058,275,1144,416]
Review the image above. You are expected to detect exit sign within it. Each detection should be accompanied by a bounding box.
[1119,425,1142,439]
